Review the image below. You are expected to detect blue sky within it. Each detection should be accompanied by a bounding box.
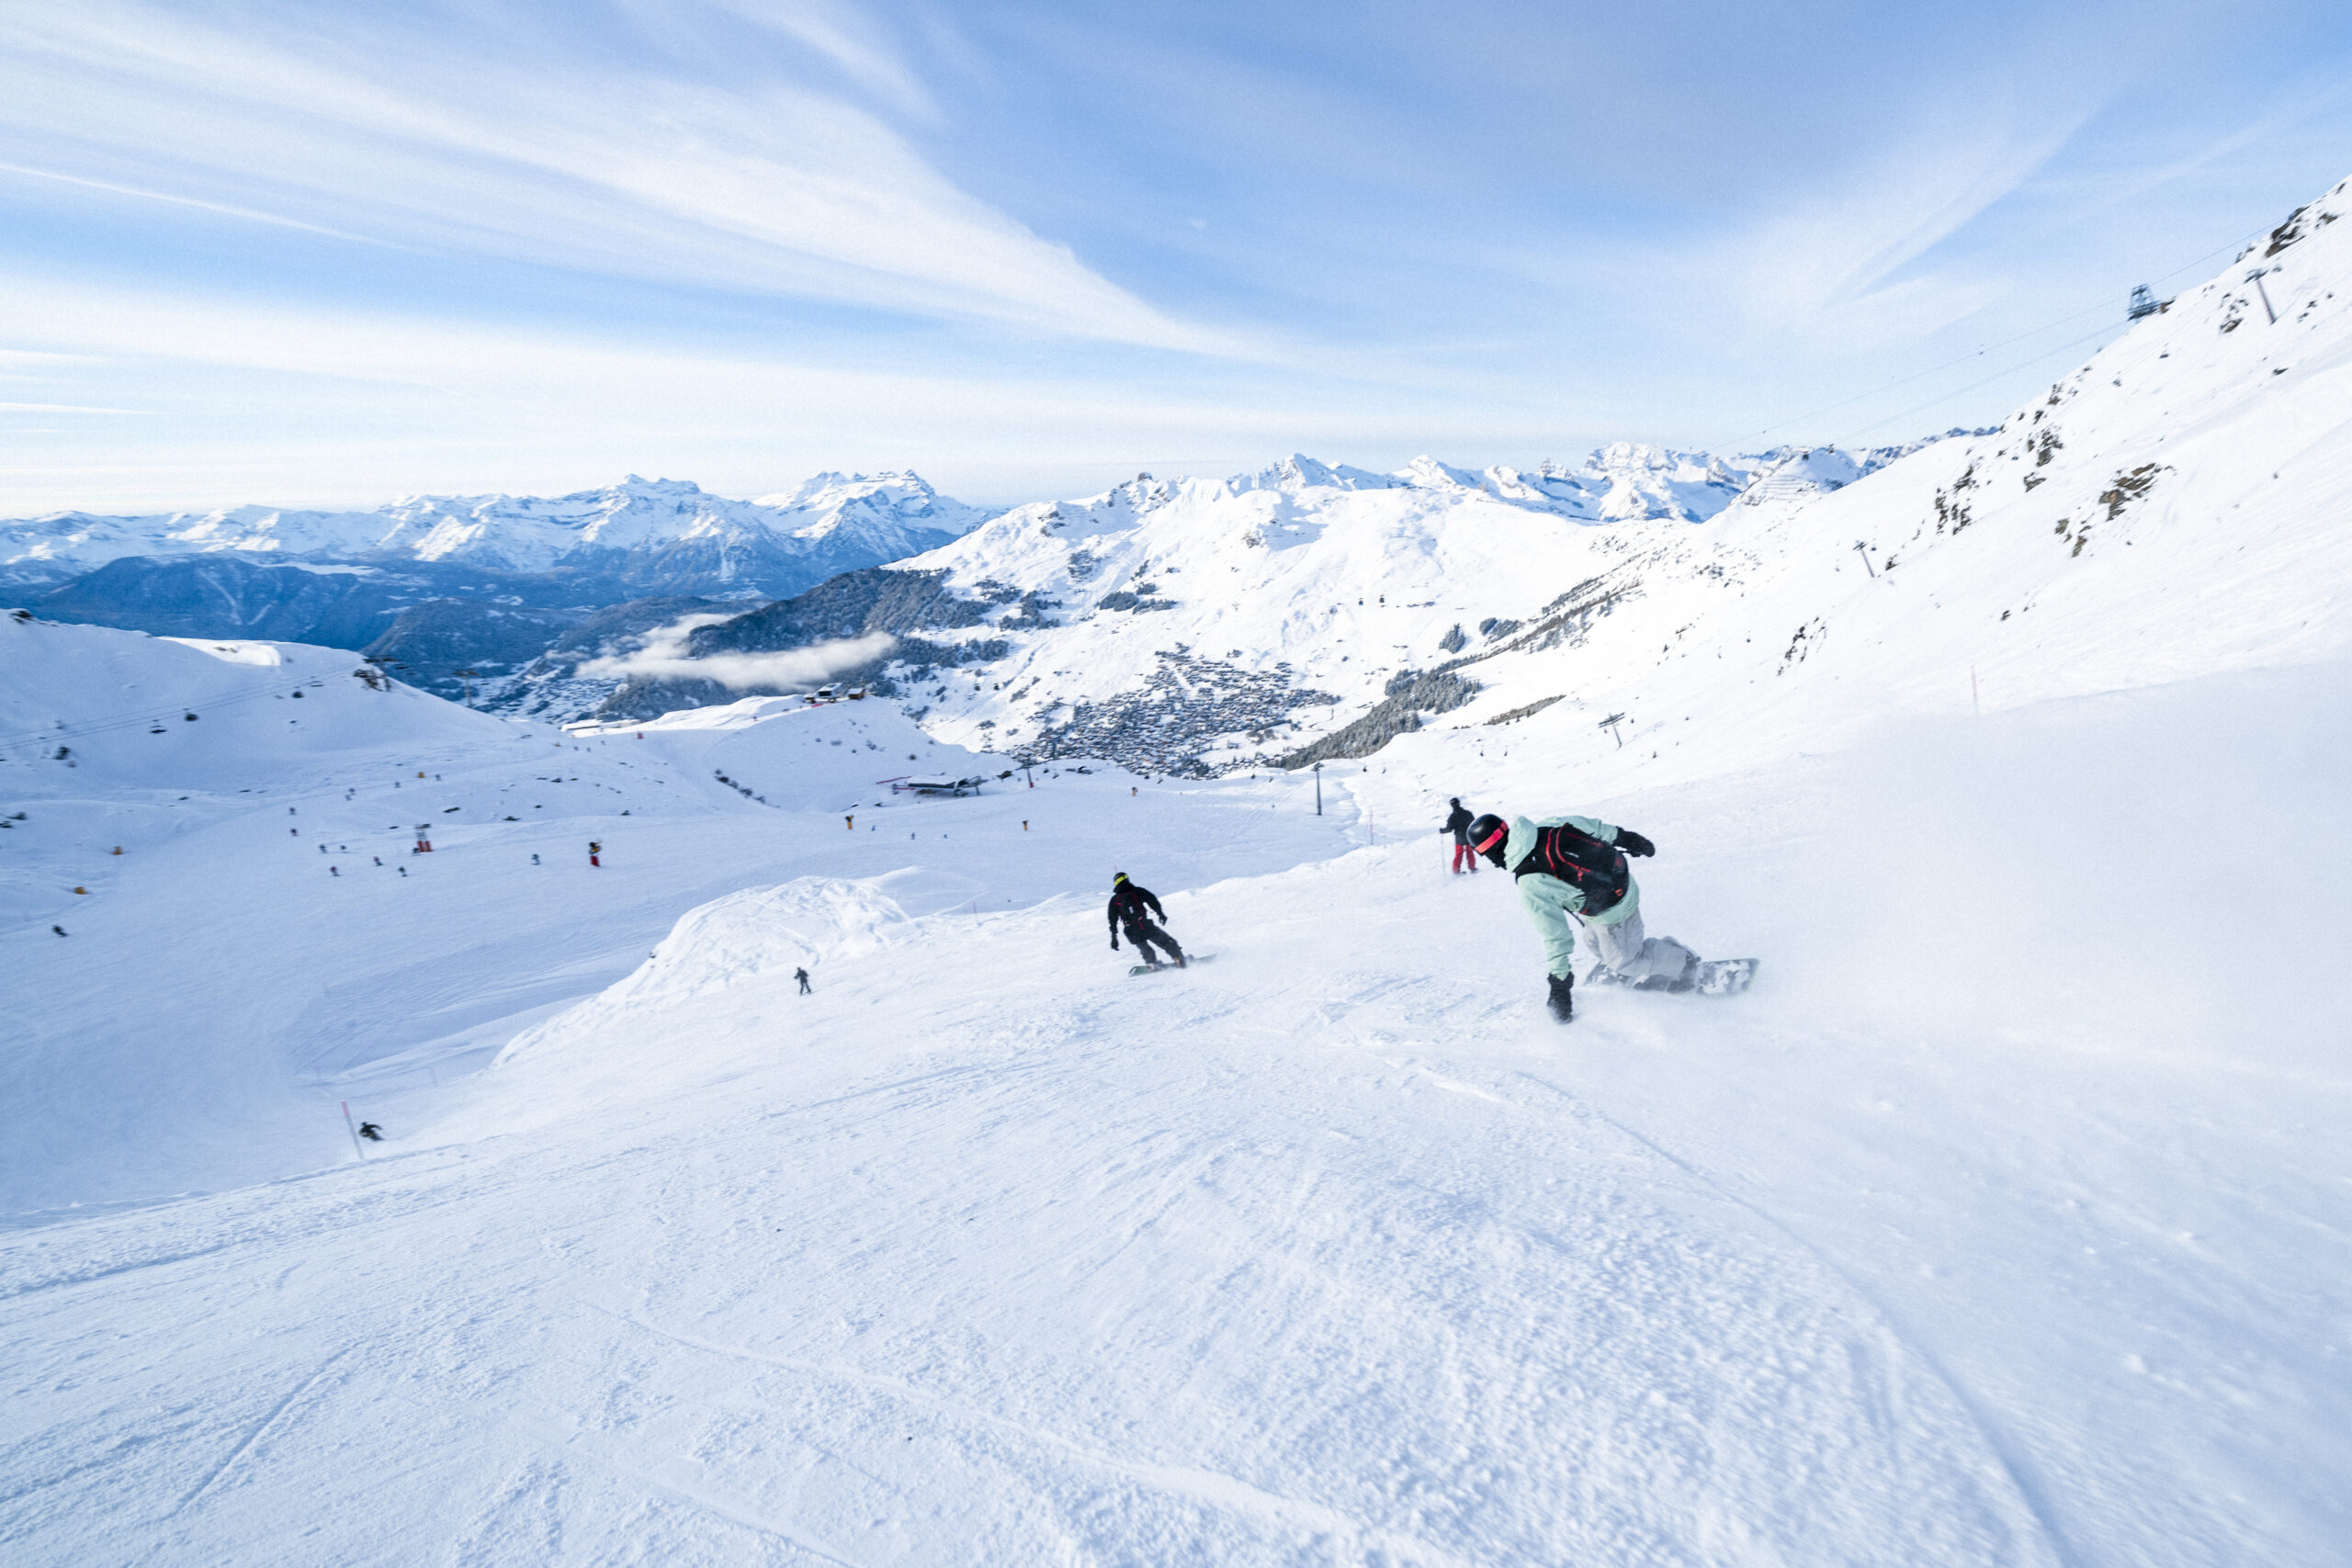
[4,0,2348,512]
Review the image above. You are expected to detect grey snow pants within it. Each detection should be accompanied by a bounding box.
[1581,908,1700,987]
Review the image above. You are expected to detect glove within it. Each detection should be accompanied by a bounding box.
[1546,973,1575,1024]
[1615,829,1656,858]
[1111,934,1120,950]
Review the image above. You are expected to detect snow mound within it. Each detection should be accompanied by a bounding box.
[503,876,908,1066]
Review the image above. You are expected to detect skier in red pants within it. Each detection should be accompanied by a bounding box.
[1442,798,1479,874]
[588,839,602,867]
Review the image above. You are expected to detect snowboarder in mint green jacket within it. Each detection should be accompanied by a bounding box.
[1465,811,1710,1021]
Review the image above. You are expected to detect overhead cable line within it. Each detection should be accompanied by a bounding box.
[1713,224,2266,452]
[1833,320,2122,445]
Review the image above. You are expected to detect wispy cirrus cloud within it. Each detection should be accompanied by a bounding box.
[1732,97,2101,345]
[0,0,1235,353]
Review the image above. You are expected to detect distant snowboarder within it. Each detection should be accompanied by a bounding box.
[531,852,540,865]
[1108,872,1185,970]
[1442,797,1478,874]
[357,1122,383,1142]
[588,839,602,867]
[795,967,812,995]
[1465,811,1754,1022]
[51,925,65,937]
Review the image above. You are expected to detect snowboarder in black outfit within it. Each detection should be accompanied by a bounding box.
[357,1122,384,1142]
[1442,797,1478,874]
[1108,872,1185,969]
[795,966,812,994]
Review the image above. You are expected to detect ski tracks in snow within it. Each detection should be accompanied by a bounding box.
[1,854,2066,1563]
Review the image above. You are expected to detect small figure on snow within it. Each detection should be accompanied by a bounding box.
[531,852,540,865]
[357,1122,383,1142]
[588,839,602,867]
[1108,872,1185,970]
[51,925,66,937]
[795,966,812,995]
[1465,811,1752,1022]
[1442,797,1479,874]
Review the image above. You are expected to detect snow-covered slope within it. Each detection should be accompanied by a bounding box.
[4,604,2349,1564]
[0,472,989,599]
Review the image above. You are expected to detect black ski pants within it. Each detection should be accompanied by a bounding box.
[1122,919,1183,966]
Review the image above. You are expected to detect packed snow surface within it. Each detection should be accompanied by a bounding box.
[3,604,2348,1565]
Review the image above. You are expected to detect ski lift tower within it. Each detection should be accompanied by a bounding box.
[2127,284,2159,321]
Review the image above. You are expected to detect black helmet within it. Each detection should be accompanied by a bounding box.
[1112,871,1129,886]
[1467,813,1510,867]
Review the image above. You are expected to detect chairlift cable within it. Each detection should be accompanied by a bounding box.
[1833,319,2123,446]
[1711,224,2266,451]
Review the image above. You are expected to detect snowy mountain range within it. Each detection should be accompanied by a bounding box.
[0,470,988,592]
[2,472,992,703]
[559,167,2346,782]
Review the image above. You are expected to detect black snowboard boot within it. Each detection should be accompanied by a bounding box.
[1546,973,1574,1024]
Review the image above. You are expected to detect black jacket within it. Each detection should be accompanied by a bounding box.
[1511,820,1631,915]
[1442,804,1474,843]
[1108,883,1166,930]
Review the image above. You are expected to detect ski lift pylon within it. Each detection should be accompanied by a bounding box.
[2127,284,2159,321]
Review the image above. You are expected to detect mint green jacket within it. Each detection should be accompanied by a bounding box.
[1505,815,1641,979]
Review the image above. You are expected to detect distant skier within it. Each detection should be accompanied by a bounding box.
[51,925,65,937]
[1108,872,1185,970]
[795,966,812,995]
[588,839,602,867]
[1466,810,1748,1022]
[531,852,540,865]
[1442,797,1478,874]
[357,1122,383,1142]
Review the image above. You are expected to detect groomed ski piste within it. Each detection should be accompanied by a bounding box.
[6,185,2352,1563]
[6,637,2350,1566]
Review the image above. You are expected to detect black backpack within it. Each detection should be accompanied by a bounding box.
[1511,822,1630,914]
